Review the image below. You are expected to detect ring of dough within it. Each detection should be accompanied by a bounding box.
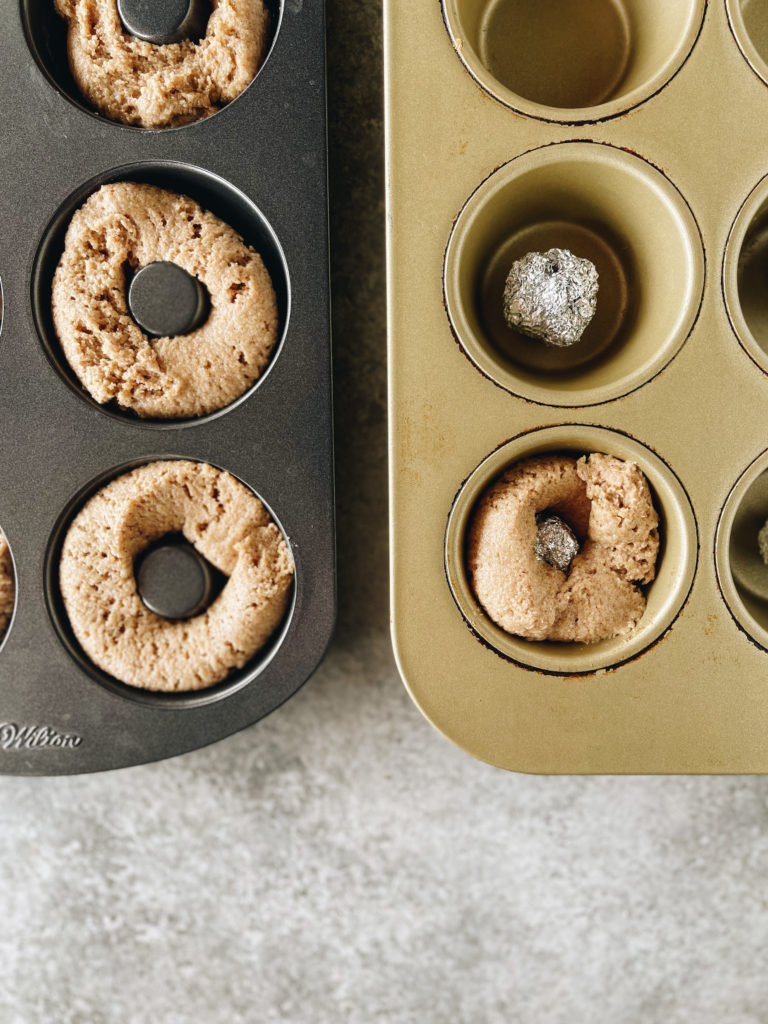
[0,531,14,642]
[52,183,279,420]
[467,453,660,643]
[54,0,270,129]
[59,460,294,691]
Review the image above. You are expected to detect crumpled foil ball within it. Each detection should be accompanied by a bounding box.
[503,248,599,348]
[534,512,580,574]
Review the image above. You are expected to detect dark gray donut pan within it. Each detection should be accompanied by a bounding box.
[0,0,335,774]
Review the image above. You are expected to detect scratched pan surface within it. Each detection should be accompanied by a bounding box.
[0,0,334,774]
[385,0,768,773]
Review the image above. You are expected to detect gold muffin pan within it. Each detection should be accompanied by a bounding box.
[386,0,768,773]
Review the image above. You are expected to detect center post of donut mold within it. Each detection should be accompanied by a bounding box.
[135,536,222,620]
[117,0,211,45]
[127,261,209,339]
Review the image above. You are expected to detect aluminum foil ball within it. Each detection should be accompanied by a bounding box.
[534,512,580,574]
[503,248,599,348]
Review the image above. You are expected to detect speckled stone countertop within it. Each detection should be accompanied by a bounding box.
[2,4,768,1022]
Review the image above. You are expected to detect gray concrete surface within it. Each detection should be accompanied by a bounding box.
[2,3,768,1022]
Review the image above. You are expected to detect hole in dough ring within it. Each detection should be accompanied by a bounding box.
[51,182,279,420]
[59,460,294,692]
[53,0,271,129]
[466,453,660,643]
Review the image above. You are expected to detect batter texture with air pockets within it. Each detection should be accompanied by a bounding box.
[51,182,279,420]
[467,453,660,643]
[59,460,294,692]
[0,531,14,641]
[54,0,271,129]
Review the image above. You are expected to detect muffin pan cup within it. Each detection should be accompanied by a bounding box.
[444,425,698,676]
[386,0,768,773]
[441,0,706,123]
[0,2,334,774]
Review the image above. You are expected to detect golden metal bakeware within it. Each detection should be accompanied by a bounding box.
[386,0,768,773]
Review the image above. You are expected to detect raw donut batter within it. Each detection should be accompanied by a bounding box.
[467,453,659,643]
[52,183,279,419]
[54,0,270,128]
[59,460,294,691]
[0,530,14,642]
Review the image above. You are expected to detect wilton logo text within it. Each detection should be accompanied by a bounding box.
[0,723,82,751]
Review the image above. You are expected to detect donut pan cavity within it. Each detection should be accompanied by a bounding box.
[386,0,768,773]
[0,1,334,774]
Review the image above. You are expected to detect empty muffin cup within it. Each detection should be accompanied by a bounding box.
[443,142,705,407]
[444,425,698,674]
[441,0,705,123]
[722,172,768,376]
[727,0,768,92]
[715,451,768,652]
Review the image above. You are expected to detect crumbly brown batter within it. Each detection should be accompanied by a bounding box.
[759,520,768,566]
[0,531,14,641]
[59,460,294,691]
[467,453,660,643]
[54,0,270,128]
[52,183,278,419]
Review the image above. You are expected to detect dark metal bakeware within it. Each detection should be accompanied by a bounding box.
[0,0,335,774]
